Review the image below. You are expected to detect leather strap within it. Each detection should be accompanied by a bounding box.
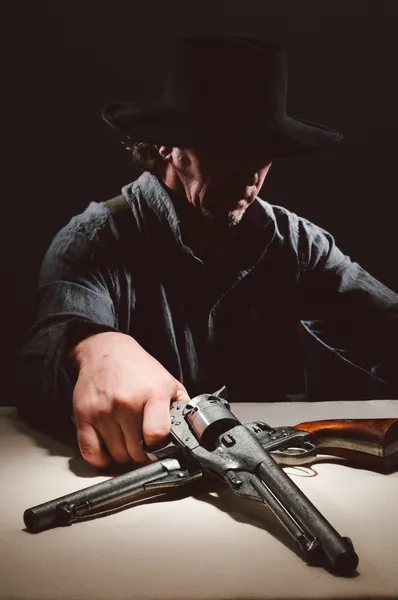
[104,194,129,214]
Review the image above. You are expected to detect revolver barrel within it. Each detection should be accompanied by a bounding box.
[173,395,359,575]
[24,459,181,533]
[255,453,358,575]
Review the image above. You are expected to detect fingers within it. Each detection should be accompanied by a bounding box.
[174,382,190,403]
[142,395,172,449]
[96,420,132,464]
[118,416,148,463]
[74,377,189,466]
[76,409,147,466]
[75,421,112,469]
[142,382,191,448]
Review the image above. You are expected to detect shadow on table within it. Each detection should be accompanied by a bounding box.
[11,412,139,477]
[10,410,79,458]
[12,413,115,477]
[68,472,359,578]
[191,479,361,578]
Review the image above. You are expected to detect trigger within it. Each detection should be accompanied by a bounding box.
[142,439,178,462]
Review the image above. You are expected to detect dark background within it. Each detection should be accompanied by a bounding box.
[3,0,398,405]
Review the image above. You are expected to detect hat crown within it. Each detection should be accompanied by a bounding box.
[102,35,342,156]
[159,36,288,121]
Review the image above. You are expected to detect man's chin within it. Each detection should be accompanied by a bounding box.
[201,202,249,227]
[226,209,247,226]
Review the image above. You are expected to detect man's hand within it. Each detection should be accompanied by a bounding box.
[69,332,189,468]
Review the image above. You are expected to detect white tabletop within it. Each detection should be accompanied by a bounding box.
[1,400,398,600]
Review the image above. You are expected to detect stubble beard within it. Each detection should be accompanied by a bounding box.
[200,208,242,226]
[199,202,250,227]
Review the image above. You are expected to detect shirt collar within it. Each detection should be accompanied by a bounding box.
[122,170,277,267]
[123,171,183,241]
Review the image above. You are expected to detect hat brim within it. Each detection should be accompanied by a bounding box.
[102,101,343,159]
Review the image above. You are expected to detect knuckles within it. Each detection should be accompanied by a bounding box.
[112,393,137,412]
[78,444,110,468]
[111,384,171,412]
[144,424,170,441]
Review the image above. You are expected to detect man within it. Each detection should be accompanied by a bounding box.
[17,36,398,469]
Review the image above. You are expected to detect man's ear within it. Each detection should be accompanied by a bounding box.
[155,145,173,160]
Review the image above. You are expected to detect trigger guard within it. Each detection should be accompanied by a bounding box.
[272,442,317,466]
[142,439,179,462]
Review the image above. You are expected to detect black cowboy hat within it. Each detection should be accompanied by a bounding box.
[102,35,343,158]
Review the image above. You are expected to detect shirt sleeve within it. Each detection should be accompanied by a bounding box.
[17,224,122,434]
[295,215,398,389]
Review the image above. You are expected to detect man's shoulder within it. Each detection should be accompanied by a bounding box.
[62,186,144,240]
[254,198,334,260]
[61,200,115,240]
[255,199,339,270]
[44,195,138,268]
[255,197,301,241]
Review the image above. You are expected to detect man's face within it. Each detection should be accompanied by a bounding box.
[158,145,273,226]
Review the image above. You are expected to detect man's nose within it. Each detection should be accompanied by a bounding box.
[244,172,259,187]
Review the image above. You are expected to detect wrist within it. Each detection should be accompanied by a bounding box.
[67,331,133,370]
[67,332,106,369]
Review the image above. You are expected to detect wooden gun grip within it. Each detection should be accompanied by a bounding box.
[293,418,398,471]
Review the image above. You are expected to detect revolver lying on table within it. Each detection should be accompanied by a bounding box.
[23,388,398,575]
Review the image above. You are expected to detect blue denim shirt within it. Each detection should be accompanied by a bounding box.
[18,171,398,429]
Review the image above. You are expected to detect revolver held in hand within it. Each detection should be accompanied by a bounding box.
[68,332,189,468]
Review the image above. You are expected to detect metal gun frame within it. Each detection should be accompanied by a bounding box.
[24,392,359,576]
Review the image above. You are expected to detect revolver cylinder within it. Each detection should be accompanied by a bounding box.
[184,395,239,449]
